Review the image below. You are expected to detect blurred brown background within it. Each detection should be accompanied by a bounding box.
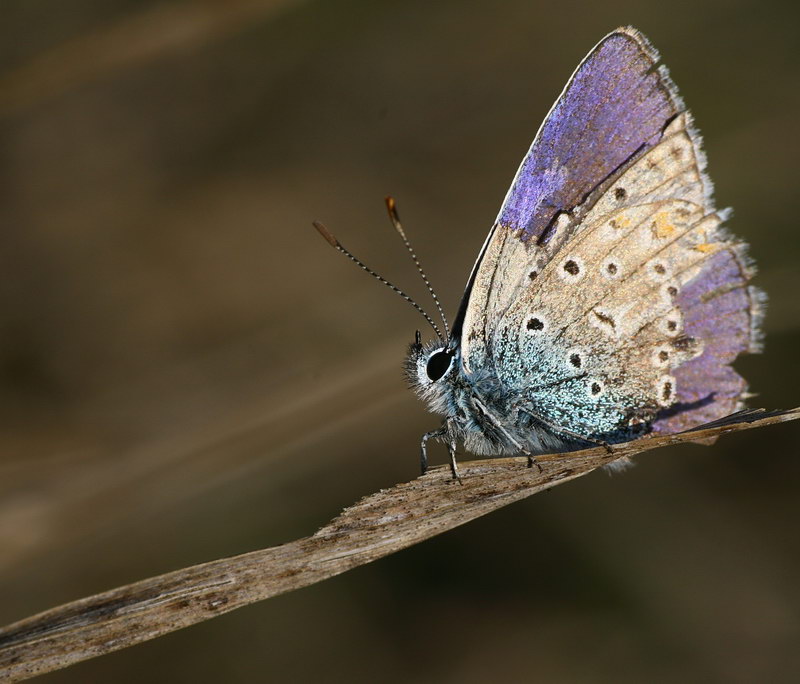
[1,0,799,682]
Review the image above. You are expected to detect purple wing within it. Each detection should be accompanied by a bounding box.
[653,249,764,433]
[496,27,681,242]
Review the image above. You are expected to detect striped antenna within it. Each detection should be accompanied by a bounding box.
[313,220,445,342]
[384,196,450,341]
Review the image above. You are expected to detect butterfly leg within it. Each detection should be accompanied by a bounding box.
[471,394,543,473]
[558,428,615,455]
[526,454,543,472]
[420,426,446,475]
[445,418,461,483]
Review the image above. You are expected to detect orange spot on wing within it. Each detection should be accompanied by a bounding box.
[694,243,718,253]
[652,212,676,239]
[611,214,632,230]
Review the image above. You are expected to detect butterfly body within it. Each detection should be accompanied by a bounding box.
[406,340,592,457]
[403,27,763,467]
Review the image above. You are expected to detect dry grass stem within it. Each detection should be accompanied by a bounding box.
[0,407,797,682]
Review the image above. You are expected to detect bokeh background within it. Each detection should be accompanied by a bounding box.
[2,0,799,682]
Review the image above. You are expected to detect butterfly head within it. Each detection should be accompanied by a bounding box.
[404,330,459,414]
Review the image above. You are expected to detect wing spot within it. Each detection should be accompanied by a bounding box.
[558,256,584,282]
[661,283,680,307]
[650,260,670,281]
[652,347,671,367]
[657,376,677,406]
[601,259,621,279]
[569,352,582,369]
[671,335,696,352]
[592,309,616,330]
[651,213,677,239]
[526,316,546,333]
[528,270,538,280]
[587,379,605,398]
[659,316,683,335]
[694,243,718,254]
[614,187,627,201]
[608,214,632,231]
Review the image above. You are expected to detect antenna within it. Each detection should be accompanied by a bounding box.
[384,197,450,341]
[312,220,445,342]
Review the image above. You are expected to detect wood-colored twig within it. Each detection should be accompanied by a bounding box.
[0,407,797,682]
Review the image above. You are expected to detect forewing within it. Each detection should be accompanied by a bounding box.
[461,27,682,375]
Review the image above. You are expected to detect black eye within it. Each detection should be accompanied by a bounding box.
[426,350,453,381]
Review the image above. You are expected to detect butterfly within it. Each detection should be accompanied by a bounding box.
[315,26,764,478]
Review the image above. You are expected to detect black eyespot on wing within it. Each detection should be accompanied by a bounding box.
[614,187,627,200]
[426,350,453,382]
[527,317,545,331]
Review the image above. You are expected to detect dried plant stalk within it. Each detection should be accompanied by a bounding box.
[0,408,797,682]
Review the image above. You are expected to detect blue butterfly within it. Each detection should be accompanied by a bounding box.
[315,27,763,478]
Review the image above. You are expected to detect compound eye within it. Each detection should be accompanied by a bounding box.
[426,350,453,381]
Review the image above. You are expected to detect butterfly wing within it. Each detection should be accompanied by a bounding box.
[459,27,762,444]
[459,27,682,373]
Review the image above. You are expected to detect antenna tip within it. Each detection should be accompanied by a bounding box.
[312,221,340,248]
[385,196,400,223]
